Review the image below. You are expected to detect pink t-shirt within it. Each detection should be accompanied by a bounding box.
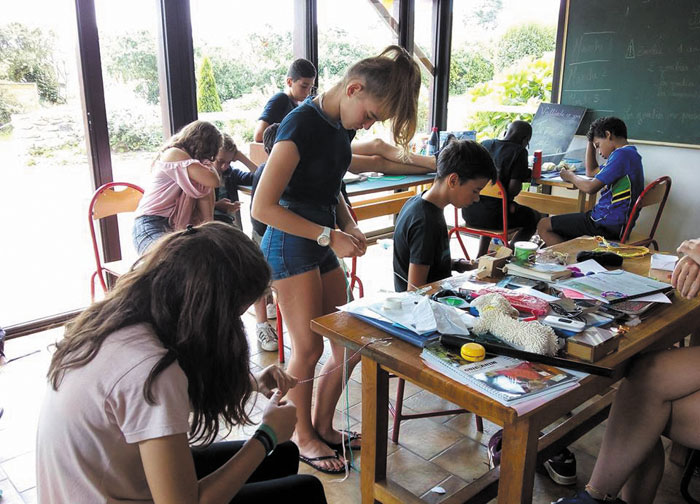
[136,158,213,230]
[36,324,190,503]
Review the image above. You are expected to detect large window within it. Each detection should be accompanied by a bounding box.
[447,0,560,140]
[190,0,295,149]
[94,0,165,268]
[0,1,94,325]
[317,0,398,142]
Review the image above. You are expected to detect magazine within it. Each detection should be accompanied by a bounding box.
[420,341,581,405]
[556,269,672,304]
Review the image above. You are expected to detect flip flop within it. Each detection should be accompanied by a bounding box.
[321,429,362,451]
[299,452,346,474]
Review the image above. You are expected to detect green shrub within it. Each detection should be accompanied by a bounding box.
[450,49,494,95]
[495,23,556,71]
[0,89,20,125]
[107,108,162,152]
[0,22,64,103]
[197,56,222,113]
[465,53,553,140]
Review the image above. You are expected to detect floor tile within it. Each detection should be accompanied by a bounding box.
[2,453,36,493]
[391,416,464,460]
[419,475,469,504]
[431,437,490,482]
[386,447,451,497]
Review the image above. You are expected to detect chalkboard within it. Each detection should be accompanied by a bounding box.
[529,103,587,164]
[559,0,700,147]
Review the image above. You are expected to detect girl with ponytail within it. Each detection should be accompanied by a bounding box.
[252,45,420,473]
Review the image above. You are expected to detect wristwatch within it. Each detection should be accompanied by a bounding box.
[316,226,332,247]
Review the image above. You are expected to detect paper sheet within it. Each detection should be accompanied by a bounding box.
[569,259,607,274]
[650,253,678,271]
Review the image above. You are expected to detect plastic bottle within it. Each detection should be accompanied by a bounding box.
[532,150,543,179]
[426,126,439,156]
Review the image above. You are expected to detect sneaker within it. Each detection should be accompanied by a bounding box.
[542,448,577,486]
[256,323,278,352]
[552,490,626,503]
[266,303,277,320]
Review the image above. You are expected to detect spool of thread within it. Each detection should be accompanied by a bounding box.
[514,241,538,262]
[382,297,402,311]
[460,342,485,362]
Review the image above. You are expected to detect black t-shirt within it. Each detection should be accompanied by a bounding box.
[258,92,296,124]
[276,97,355,207]
[393,193,451,292]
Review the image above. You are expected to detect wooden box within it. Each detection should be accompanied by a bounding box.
[566,327,620,362]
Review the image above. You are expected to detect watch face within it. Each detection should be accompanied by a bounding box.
[317,228,331,246]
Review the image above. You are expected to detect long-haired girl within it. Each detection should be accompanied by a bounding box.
[132,120,223,255]
[37,222,326,503]
[252,45,421,473]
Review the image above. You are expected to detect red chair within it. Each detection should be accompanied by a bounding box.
[619,176,671,251]
[448,180,521,259]
[275,208,364,364]
[89,182,144,301]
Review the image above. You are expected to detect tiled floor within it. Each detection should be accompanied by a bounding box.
[1,236,697,503]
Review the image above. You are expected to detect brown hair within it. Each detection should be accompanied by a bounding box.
[48,222,271,444]
[162,120,223,162]
[345,45,421,155]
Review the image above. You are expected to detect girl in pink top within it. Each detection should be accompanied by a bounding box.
[38,222,327,503]
[132,120,223,255]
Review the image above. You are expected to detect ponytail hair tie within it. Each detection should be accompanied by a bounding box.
[182,224,196,236]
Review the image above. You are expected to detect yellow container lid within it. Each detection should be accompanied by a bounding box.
[461,342,486,362]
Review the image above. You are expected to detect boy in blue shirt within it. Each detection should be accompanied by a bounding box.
[537,117,644,246]
[253,58,316,142]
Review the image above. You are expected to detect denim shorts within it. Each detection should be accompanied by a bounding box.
[132,215,171,255]
[261,201,340,281]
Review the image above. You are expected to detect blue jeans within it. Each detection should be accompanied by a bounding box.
[261,201,339,281]
[132,215,171,255]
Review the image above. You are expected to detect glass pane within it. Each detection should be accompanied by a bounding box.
[318,0,398,142]
[94,0,165,266]
[414,0,435,140]
[190,0,295,230]
[0,1,94,324]
[447,0,560,140]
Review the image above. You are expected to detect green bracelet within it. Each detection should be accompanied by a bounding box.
[257,423,278,449]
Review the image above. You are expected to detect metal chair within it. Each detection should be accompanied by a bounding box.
[448,180,521,259]
[620,176,672,251]
[88,182,144,301]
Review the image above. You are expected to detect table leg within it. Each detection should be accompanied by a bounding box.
[577,190,587,212]
[497,418,540,503]
[361,356,389,504]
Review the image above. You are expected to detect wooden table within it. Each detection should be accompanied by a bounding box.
[310,237,700,504]
[514,177,596,216]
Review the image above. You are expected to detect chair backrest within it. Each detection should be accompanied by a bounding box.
[620,176,672,245]
[460,180,509,241]
[88,182,145,294]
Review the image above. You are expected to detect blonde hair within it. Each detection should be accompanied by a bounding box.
[221,133,237,153]
[345,45,420,156]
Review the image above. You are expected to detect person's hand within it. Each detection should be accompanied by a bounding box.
[559,167,574,182]
[255,365,297,398]
[677,238,700,264]
[344,225,367,255]
[261,390,297,444]
[453,258,476,273]
[672,255,700,299]
[329,229,363,258]
[214,198,241,213]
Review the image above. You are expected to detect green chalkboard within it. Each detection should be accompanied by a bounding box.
[559,0,700,147]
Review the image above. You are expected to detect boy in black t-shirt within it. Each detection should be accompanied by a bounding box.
[253,58,316,142]
[462,120,540,257]
[393,140,497,292]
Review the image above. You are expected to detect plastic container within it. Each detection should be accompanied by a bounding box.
[426,127,439,156]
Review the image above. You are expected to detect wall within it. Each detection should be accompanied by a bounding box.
[568,136,700,251]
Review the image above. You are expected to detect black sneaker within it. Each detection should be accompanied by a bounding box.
[552,490,626,503]
[542,448,577,485]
